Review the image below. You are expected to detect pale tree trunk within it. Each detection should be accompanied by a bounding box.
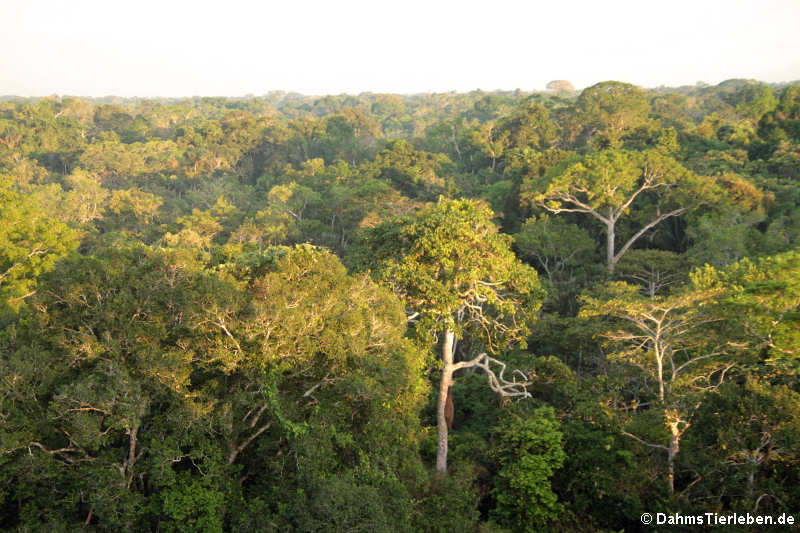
[433,329,532,473]
[436,329,456,474]
[606,220,616,275]
[451,125,462,161]
[667,422,680,495]
[623,412,687,495]
[655,346,665,403]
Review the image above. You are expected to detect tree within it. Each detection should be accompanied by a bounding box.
[514,215,597,314]
[523,149,715,274]
[684,379,800,511]
[354,198,544,473]
[758,84,800,142]
[211,245,428,470]
[489,406,566,533]
[497,101,557,152]
[206,245,428,531]
[576,81,652,149]
[615,249,688,298]
[0,243,211,529]
[0,242,429,530]
[107,187,163,232]
[468,120,509,173]
[0,178,78,316]
[367,140,454,200]
[61,170,109,225]
[691,250,800,378]
[546,80,575,95]
[581,282,734,493]
[514,215,596,287]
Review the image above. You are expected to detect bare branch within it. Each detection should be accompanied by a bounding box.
[302,371,333,399]
[228,422,272,465]
[621,431,669,452]
[454,352,532,398]
[28,441,93,464]
[672,350,726,378]
[613,207,687,265]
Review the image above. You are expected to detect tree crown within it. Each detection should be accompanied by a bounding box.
[354,197,543,352]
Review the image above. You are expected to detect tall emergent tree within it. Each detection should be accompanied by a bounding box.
[581,282,733,494]
[523,149,715,274]
[354,198,544,473]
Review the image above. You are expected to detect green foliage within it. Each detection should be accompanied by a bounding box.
[523,148,717,273]
[285,474,414,533]
[614,249,688,297]
[368,140,454,200]
[159,475,224,533]
[513,215,597,311]
[526,149,698,216]
[413,468,482,533]
[553,393,652,532]
[499,101,557,151]
[354,197,543,351]
[0,179,78,317]
[691,250,800,376]
[1,82,800,531]
[490,407,566,533]
[577,81,652,149]
[759,84,800,142]
[686,211,765,267]
[684,379,800,510]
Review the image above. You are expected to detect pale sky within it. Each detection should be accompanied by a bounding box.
[1,0,799,97]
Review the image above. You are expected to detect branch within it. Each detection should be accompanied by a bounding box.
[621,431,669,452]
[454,353,532,398]
[672,350,725,378]
[754,494,772,513]
[244,402,269,427]
[208,316,242,354]
[66,406,109,415]
[541,193,611,225]
[0,246,48,283]
[613,207,687,264]
[615,176,671,220]
[28,442,92,464]
[302,371,334,399]
[7,290,36,303]
[227,422,272,465]
[679,474,703,496]
[451,353,486,372]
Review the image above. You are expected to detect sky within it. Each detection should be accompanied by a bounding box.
[1,0,799,97]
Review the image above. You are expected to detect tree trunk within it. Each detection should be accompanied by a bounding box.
[451,125,462,161]
[606,221,616,275]
[655,348,665,403]
[436,329,456,474]
[123,424,139,489]
[444,388,454,430]
[667,421,680,495]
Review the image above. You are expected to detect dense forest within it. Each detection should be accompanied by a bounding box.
[0,79,798,532]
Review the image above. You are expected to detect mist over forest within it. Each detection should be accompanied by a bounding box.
[0,78,799,532]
